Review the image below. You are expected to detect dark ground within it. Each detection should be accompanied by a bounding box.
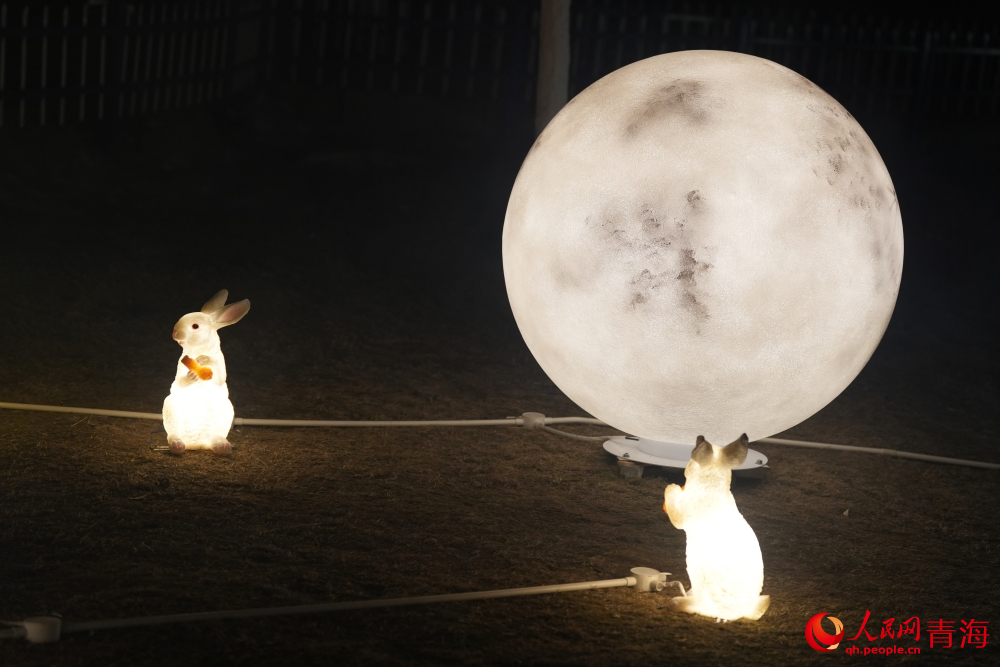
[0,87,998,666]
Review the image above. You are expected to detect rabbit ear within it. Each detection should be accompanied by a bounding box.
[720,434,749,468]
[202,289,229,314]
[212,299,250,328]
[692,436,714,465]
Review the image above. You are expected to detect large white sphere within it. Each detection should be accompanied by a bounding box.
[503,51,903,444]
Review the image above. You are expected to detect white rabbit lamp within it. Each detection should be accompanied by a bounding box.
[162,290,250,455]
[662,434,770,621]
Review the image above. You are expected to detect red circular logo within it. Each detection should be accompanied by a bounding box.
[805,613,845,652]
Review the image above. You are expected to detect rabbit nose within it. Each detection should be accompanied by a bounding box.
[172,329,181,341]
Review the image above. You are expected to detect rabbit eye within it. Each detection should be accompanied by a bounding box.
[192,324,199,330]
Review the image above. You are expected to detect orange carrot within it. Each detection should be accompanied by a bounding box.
[181,355,213,381]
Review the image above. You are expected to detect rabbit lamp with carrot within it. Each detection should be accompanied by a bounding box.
[162,290,250,456]
[662,434,770,621]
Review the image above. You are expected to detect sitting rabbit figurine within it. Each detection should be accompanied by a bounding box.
[662,434,770,621]
[162,290,250,456]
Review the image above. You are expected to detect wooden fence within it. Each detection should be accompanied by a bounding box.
[296,0,1000,118]
[0,0,264,128]
[1,0,999,129]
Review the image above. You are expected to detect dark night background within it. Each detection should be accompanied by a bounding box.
[0,0,998,665]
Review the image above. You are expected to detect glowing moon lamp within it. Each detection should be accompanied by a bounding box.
[162,290,250,455]
[502,51,903,445]
[662,435,770,621]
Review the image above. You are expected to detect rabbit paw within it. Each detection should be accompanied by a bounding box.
[196,355,212,366]
[667,594,698,615]
[211,439,232,456]
[168,440,186,456]
[663,483,684,525]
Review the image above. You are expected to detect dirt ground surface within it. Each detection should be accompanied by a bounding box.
[1,90,998,666]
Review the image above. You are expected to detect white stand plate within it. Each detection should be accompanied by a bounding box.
[604,436,769,472]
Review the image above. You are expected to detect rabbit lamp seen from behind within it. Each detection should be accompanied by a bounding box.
[662,434,770,621]
[162,290,250,456]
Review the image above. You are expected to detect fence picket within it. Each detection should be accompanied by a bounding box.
[19,5,26,127]
[0,4,6,128]
[39,4,47,125]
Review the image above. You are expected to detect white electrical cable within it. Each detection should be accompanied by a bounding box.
[231,416,607,427]
[0,402,605,428]
[757,437,1000,470]
[541,425,614,442]
[0,576,638,641]
[1,401,997,470]
[0,402,163,421]
[62,576,637,633]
